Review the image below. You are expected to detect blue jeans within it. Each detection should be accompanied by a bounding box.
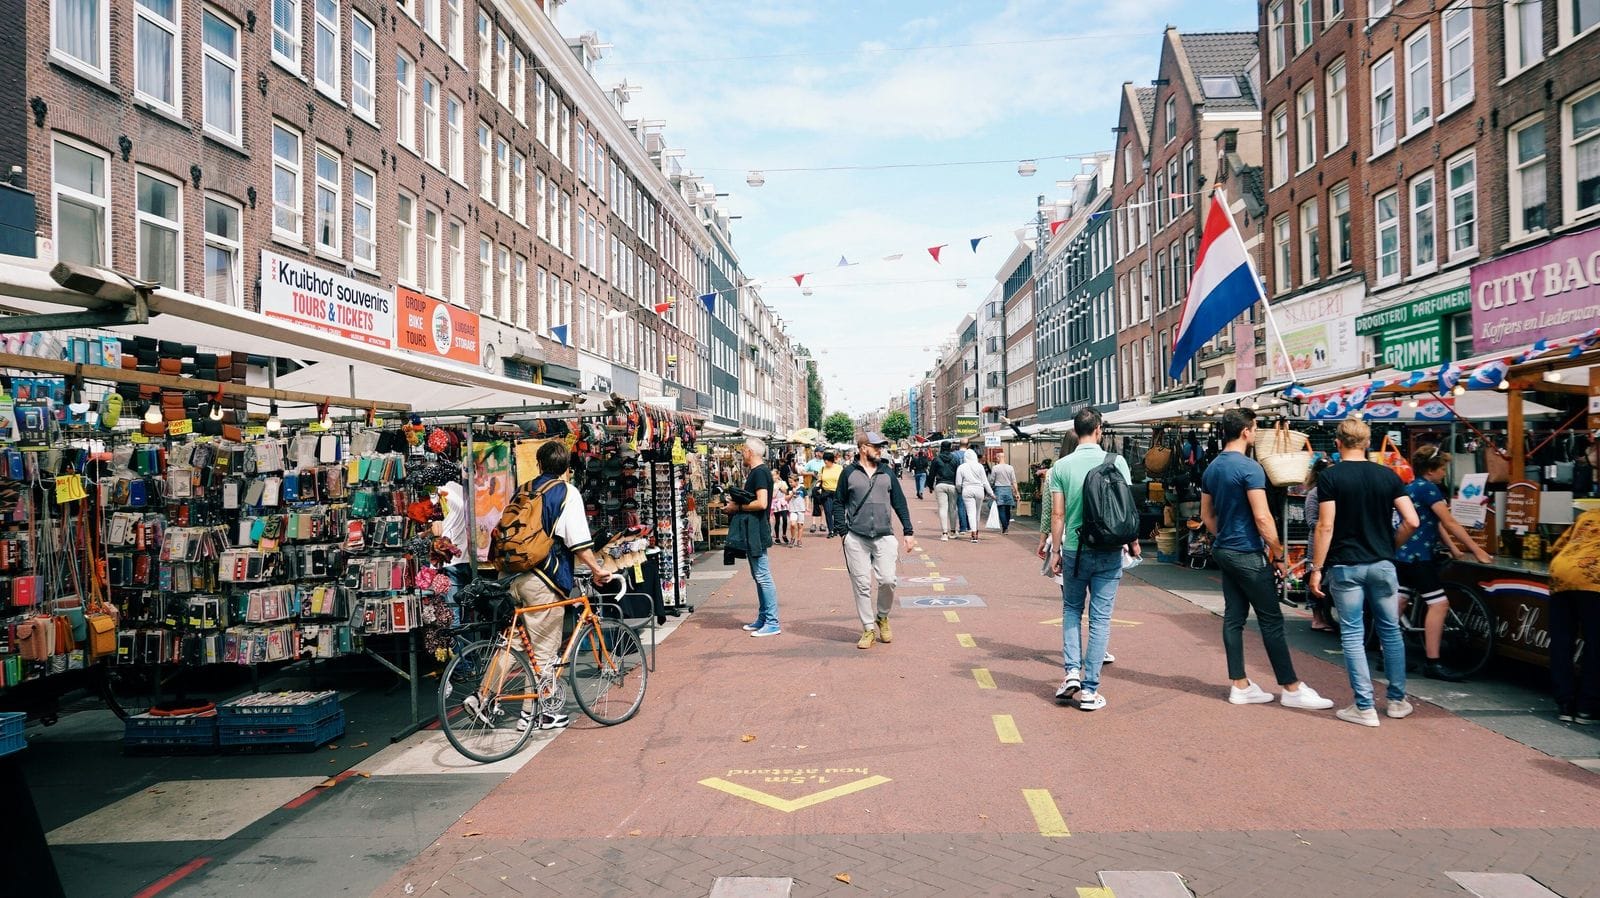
[749,551,780,627]
[1327,561,1406,710]
[957,496,970,532]
[914,472,926,497]
[1061,548,1123,692]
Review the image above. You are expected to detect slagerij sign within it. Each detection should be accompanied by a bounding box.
[1472,226,1600,352]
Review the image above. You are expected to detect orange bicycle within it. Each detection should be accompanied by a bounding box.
[437,579,648,762]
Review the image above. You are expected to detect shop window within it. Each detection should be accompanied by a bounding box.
[201,9,240,141]
[1451,313,1473,360]
[136,170,181,289]
[352,164,376,268]
[204,196,241,306]
[1509,117,1548,238]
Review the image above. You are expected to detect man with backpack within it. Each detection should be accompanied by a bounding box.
[1048,408,1140,711]
[489,440,613,731]
[833,431,917,649]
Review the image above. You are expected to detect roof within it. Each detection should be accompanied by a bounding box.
[1175,31,1259,110]
[1134,86,1157,131]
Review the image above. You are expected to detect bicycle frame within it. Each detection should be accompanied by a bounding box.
[474,594,615,703]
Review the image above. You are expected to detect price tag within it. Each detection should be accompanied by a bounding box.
[306,422,330,432]
[245,425,267,437]
[54,473,87,503]
[129,433,149,444]
[167,418,194,436]
[372,417,385,428]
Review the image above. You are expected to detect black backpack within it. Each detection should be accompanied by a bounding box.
[1079,456,1140,550]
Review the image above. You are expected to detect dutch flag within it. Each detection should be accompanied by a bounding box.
[1169,190,1266,379]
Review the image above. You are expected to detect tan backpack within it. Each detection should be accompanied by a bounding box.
[490,480,562,573]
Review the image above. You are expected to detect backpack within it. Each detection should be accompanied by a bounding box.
[490,479,563,573]
[1079,456,1140,550]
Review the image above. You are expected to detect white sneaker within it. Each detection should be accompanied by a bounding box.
[1281,684,1335,710]
[1077,690,1107,711]
[1228,681,1275,705]
[1055,668,1082,701]
[1386,698,1415,719]
[1102,652,1116,664]
[941,534,950,541]
[1336,704,1381,727]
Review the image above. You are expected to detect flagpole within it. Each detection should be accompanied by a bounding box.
[1258,298,1299,385]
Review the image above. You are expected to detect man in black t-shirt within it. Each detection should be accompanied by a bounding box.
[1309,419,1420,728]
[725,437,781,637]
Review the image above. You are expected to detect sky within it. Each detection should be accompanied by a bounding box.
[563,0,1259,416]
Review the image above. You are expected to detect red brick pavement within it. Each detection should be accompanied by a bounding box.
[377,493,1600,896]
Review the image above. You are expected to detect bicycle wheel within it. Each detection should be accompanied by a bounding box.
[438,639,539,763]
[567,617,648,726]
[1438,584,1496,679]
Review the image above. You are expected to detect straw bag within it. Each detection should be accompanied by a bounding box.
[1253,421,1310,458]
[1262,447,1313,487]
[1144,429,1174,476]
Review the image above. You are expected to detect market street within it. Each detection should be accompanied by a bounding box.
[367,494,1600,898]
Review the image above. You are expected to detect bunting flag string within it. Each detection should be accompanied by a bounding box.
[698,293,717,314]
[970,236,988,253]
[927,245,946,264]
[654,302,673,314]
[837,255,858,267]
[1049,220,1067,236]
[550,324,570,347]
[792,273,807,286]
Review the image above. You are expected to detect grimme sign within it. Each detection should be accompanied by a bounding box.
[260,250,396,349]
[1355,287,1470,370]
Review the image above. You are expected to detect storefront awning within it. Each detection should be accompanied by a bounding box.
[0,258,579,412]
[1102,384,1290,427]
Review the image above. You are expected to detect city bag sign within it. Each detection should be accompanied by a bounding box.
[1471,226,1600,352]
[397,286,480,365]
[260,250,396,349]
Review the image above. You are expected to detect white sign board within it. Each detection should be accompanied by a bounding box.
[1265,282,1364,381]
[259,250,395,349]
[984,433,1002,447]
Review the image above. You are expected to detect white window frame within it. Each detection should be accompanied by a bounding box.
[1506,0,1545,76]
[133,0,182,114]
[1271,105,1289,187]
[201,7,242,142]
[1446,150,1478,258]
[1300,198,1320,284]
[313,145,341,255]
[1371,53,1397,155]
[479,235,494,318]
[1330,181,1351,270]
[495,137,510,211]
[446,94,464,183]
[272,0,300,72]
[397,192,417,287]
[477,122,492,201]
[535,76,548,145]
[135,168,182,290]
[535,170,547,243]
[497,245,512,324]
[396,52,416,151]
[512,151,526,224]
[312,0,339,98]
[1559,0,1600,43]
[1268,0,1287,74]
[352,163,376,268]
[446,0,463,64]
[1272,214,1292,294]
[575,206,587,267]
[1410,172,1437,274]
[1326,57,1348,152]
[1374,189,1400,285]
[203,194,243,306]
[421,75,440,168]
[1296,85,1317,172]
[1164,96,1177,144]
[495,29,510,107]
[448,220,465,305]
[1297,0,1314,50]
[1441,3,1474,113]
[477,11,491,89]
[1404,27,1431,136]
[271,121,303,241]
[1509,115,1549,240]
[512,50,526,125]
[514,254,528,329]
[423,206,442,295]
[351,12,375,122]
[1564,84,1600,222]
[52,0,111,79]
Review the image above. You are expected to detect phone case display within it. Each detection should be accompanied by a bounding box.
[640,461,691,610]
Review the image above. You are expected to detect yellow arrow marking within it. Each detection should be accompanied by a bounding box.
[1022,789,1071,837]
[697,776,892,813]
[929,570,940,577]
[944,610,960,623]
[972,668,995,689]
[1040,617,1143,627]
[1040,617,1063,626]
[993,714,1022,744]
[956,633,976,648]
[1077,889,1115,898]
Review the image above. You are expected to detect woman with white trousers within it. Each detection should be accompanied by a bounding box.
[955,449,995,544]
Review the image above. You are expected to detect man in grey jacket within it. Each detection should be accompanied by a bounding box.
[833,431,917,649]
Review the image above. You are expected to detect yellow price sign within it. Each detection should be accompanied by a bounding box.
[129,433,149,444]
[54,473,88,504]
[167,418,194,436]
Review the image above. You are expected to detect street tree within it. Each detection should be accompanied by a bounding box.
[881,410,911,442]
[822,411,855,445]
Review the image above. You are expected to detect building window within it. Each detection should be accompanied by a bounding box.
[495,137,510,210]
[351,12,374,121]
[513,50,526,124]
[314,146,340,254]
[477,123,492,201]
[535,77,548,145]
[1164,96,1177,143]
[535,171,546,242]
[512,152,526,225]
[1510,117,1547,238]
[559,105,571,168]
[1271,106,1289,187]
[1372,0,1394,17]
[1371,53,1397,153]
[446,0,462,63]
[1167,157,1182,218]
[1442,3,1474,111]
[1297,0,1314,50]
[446,94,463,182]
[421,77,440,168]
[1273,215,1292,293]
[203,195,241,306]
[1300,199,1320,283]
[423,206,441,294]
[1507,0,1545,74]
[1329,182,1351,270]
[1561,0,1600,40]
[1566,85,1600,220]
[497,246,512,324]
[514,254,527,329]
[575,207,587,267]
[477,11,491,90]
[1268,0,1287,74]
[133,0,180,112]
[271,122,302,239]
[1410,173,1436,273]
[272,0,299,70]
[313,0,338,96]
[135,170,181,289]
[396,52,415,150]
[397,192,416,286]
[1296,85,1317,171]
[495,29,510,107]
[1447,151,1477,255]
[448,220,464,304]
[54,0,109,76]
[479,236,493,318]
[1326,58,1348,151]
[1404,27,1431,135]
[1183,143,1196,207]
[352,164,375,267]
[1155,248,1168,308]
[1375,190,1400,283]
[1327,0,1345,20]
[201,9,240,140]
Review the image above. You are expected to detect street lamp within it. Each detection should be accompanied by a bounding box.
[1017,160,1038,177]
[746,171,765,187]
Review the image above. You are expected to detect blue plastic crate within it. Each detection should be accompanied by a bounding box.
[0,711,25,758]
[216,691,340,727]
[219,710,345,752]
[123,712,220,753]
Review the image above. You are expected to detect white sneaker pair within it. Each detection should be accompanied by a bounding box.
[1228,681,1334,710]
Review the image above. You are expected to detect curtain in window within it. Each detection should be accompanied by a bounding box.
[58,0,100,66]
[136,8,174,104]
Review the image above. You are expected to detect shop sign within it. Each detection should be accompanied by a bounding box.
[396,287,479,365]
[954,415,979,438]
[1505,481,1541,533]
[259,250,394,349]
[1375,320,1446,369]
[1471,225,1600,351]
[1355,287,1471,334]
[1266,282,1363,379]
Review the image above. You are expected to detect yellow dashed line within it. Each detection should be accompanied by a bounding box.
[956,633,976,648]
[972,668,995,689]
[1077,889,1114,898]
[933,583,945,592]
[1022,789,1070,837]
[993,715,1022,744]
[943,610,960,623]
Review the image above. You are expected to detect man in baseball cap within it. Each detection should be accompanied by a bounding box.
[834,431,916,649]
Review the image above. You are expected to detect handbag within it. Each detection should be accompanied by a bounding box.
[1485,442,1511,483]
[1144,429,1174,476]
[1370,435,1416,484]
[85,607,118,660]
